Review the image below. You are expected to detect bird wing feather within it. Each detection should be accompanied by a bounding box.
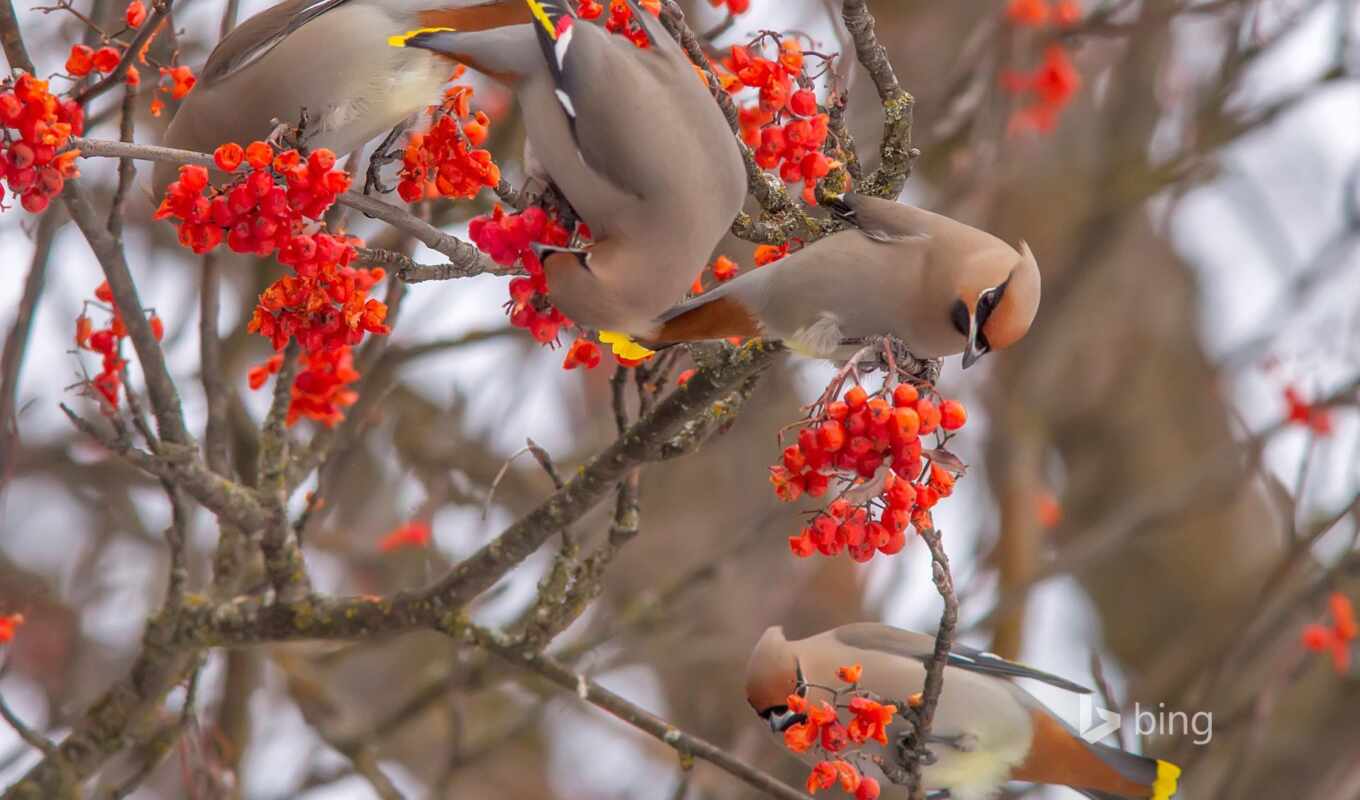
[834,624,1092,694]
[200,0,354,85]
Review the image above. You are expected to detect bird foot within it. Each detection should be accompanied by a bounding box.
[364,118,414,195]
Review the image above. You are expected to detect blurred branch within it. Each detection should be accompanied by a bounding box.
[0,210,57,489]
[466,624,811,800]
[172,341,783,648]
[274,653,405,800]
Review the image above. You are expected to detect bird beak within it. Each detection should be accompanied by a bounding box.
[962,313,985,369]
[768,710,808,733]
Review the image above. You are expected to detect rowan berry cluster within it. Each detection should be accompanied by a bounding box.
[398,80,499,203]
[472,205,573,341]
[772,381,968,561]
[727,38,836,204]
[705,0,750,15]
[1001,1,1083,133]
[782,663,895,799]
[577,0,661,49]
[1302,593,1357,674]
[0,73,82,214]
[74,281,164,413]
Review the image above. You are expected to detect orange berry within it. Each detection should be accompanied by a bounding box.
[916,398,941,435]
[816,420,846,452]
[836,663,863,684]
[149,314,164,341]
[244,140,274,169]
[214,142,244,172]
[892,383,919,407]
[939,399,967,430]
[844,385,868,409]
[66,44,94,76]
[91,46,121,73]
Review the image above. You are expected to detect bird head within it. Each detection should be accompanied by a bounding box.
[951,240,1041,369]
[745,626,808,733]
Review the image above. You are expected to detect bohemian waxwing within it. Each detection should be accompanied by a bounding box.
[392,0,747,338]
[645,193,1041,369]
[746,624,1181,800]
[154,0,534,192]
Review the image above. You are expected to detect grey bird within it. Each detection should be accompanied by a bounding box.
[746,624,1181,800]
[154,0,534,192]
[393,0,746,337]
[644,193,1041,369]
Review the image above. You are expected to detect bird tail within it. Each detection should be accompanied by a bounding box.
[524,0,575,40]
[1018,710,1180,800]
[1079,742,1181,800]
[643,284,763,346]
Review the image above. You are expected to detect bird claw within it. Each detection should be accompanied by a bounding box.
[364,118,414,195]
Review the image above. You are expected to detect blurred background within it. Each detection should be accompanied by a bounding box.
[2,0,1359,797]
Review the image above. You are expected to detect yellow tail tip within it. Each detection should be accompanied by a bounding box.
[388,26,456,48]
[525,0,557,38]
[599,331,655,360]
[1152,760,1181,800]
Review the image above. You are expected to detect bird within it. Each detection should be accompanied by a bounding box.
[745,624,1181,800]
[641,193,1041,369]
[392,0,747,339]
[154,0,535,192]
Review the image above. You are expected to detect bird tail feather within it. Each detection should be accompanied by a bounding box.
[645,285,762,345]
[1081,742,1181,800]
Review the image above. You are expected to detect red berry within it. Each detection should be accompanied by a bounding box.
[940,399,968,430]
[816,421,846,452]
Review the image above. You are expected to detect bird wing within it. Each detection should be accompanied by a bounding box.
[200,0,354,85]
[827,193,934,243]
[834,623,1092,694]
[525,0,681,201]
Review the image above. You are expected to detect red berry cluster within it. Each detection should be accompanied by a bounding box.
[398,81,499,203]
[727,40,836,204]
[781,664,892,799]
[1006,0,1081,27]
[706,0,750,15]
[65,44,125,79]
[74,281,164,412]
[772,383,968,562]
[248,236,389,353]
[1302,593,1357,674]
[246,345,362,427]
[1001,41,1081,134]
[1283,385,1334,435]
[0,73,83,214]
[471,205,575,343]
[577,0,661,49]
[156,141,350,255]
[288,345,360,426]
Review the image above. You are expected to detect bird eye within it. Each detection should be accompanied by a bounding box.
[950,299,969,336]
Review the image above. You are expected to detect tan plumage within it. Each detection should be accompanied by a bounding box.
[746,624,1181,800]
[154,0,533,192]
[397,1,746,335]
[648,194,1041,369]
